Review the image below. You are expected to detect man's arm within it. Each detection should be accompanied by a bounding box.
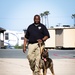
[37,36,49,44]
[23,38,27,53]
[42,36,49,41]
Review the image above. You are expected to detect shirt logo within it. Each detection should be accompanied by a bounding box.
[38,26,41,29]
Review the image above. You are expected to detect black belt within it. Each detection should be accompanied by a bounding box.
[29,42,38,44]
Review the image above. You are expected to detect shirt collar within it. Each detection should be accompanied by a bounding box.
[34,23,40,26]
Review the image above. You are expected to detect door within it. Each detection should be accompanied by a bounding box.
[55,29,63,48]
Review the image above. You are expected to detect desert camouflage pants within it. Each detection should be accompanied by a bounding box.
[27,43,44,75]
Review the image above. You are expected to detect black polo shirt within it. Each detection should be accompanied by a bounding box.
[25,23,50,43]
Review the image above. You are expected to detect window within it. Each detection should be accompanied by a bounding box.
[5,33,9,40]
[21,37,24,40]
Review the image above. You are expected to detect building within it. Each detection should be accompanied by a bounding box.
[45,27,75,49]
[45,28,56,48]
[4,30,24,48]
[0,27,6,48]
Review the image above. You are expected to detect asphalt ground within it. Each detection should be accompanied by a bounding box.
[0,49,75,75]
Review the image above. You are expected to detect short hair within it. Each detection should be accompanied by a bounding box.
[34,14,40,19]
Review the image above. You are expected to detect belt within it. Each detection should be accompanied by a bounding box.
[29,42,38,44]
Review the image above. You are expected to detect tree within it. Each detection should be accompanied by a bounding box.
[44,11,50,28]
[40,13,44,23]
[71,14,75,26]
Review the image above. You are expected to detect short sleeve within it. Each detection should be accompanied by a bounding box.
[25,27,30,39]
[43,26,50,38]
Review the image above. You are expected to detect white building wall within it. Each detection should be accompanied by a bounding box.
[45,29,55,48]
[1,33,3,40]
[4,30,24,46]
[63,29,75,48]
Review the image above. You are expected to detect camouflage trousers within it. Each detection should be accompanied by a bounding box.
[27,43,44,75]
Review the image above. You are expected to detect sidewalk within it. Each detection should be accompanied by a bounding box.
[0,58,75,75]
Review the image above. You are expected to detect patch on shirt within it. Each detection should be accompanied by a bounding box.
[38,26,41,29]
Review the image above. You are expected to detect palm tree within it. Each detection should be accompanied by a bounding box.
[71,14,75,26]
[40,13,44,23]
[44,11,50,28]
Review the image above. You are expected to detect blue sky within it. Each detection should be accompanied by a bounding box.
[0,0,75,31]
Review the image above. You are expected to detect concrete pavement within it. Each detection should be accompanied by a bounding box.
[0,58,75,75]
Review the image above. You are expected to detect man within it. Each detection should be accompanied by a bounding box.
[23,15,50,75]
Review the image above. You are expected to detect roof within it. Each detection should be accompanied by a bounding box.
[48,27,75,30]
[0,27,6,33]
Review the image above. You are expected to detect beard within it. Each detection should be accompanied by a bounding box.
[34,22,40,24]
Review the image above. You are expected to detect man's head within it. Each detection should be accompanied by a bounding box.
[34,15,40,24]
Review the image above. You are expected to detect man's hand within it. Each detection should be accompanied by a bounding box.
[23,47,26,53]
[37,39,43,44]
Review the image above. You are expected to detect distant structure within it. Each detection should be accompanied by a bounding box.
[4,30,24,47]
[63,25,70,27]
[45,27,75,49]
[0,29,24,48]
[0,27,6,48]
